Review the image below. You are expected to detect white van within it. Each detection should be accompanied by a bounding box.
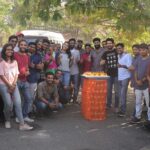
[21,30,65,44]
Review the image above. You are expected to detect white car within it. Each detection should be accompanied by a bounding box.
[21,30,65,44]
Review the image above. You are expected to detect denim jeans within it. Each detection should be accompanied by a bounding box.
[17,81,33,118]
[29,83,37,112]
[62,71,70,86]
[71,74,79,100]
[36,98,62,110]
[107,76,119,108]
[135,88,150,120]
[119,78,130,113]
[0,84,24,124]
[61,71,71,103]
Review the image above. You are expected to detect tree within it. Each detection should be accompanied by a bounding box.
[0,0,150,48]
[12,0,150,31]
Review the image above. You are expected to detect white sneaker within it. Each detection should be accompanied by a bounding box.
[24,117,34,123]
[15,118,20,123]
[5,121,11,129]
[19,124,33,131]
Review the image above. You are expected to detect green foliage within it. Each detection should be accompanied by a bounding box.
[0,0,149,47]
[66,0,150,31]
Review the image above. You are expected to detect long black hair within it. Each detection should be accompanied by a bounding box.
[63,41,72,59]
[1,43,14,62]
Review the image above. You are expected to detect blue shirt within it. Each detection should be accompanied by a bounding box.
[28,53,42,83]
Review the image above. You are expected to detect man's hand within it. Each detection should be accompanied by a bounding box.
[48,103,56,109]
[117,64,122,68]
[36,63,44,70]
[25,70,30,76]
[100,60,105,65]
[30,62,35,68]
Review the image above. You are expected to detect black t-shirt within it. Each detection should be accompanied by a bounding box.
[102,49,118,77]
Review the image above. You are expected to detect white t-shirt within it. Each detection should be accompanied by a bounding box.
[70,49,80,75]
[118,53,132,81]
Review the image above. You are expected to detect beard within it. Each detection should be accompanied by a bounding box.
[94,45,100,49]
[46,80,53,85]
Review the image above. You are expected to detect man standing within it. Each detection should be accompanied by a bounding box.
[116,43,132,117]
[14,32,24,52]
[130,44,140,88]
[69,38,80,103]
[8,35,18,50]
[77,40,85,55]
[14,40,34,123]
[131,44,150,123]
[27,42,43,110]
[100,38,119,111]
[91,38,105,72]
[102,40,107,49]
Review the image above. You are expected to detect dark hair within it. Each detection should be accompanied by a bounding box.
[35,39,42,44]
[106,38,114,44]
[116,43,124,48]
[63,41,72,59]
[8,35,18,42]
[1,43,14,62]
[139,43,148,50]
[28,42,36,46]
[69,38,76,43]
[77,39,83,43]
[42,39,50,44]
[85,43,91,48]
[18,39,27,47]
[66,49,72,60]
[132,44,139,49]
[93,37,100,43]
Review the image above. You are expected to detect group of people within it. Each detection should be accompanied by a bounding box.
[0,32,150,131]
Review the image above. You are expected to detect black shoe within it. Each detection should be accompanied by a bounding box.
[130,117,141,124]
[118,111,125,117]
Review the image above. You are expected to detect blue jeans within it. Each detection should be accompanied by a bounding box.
[62,71,70,86]
[17,81,33,118]
[0,84,24,124]
[61,71,71,103]
[119,78,130,113]
[107,76,119,108]
[71,74,79,100]
[36,99,62,110]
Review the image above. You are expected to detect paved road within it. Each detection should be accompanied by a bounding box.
[0,90,150,150]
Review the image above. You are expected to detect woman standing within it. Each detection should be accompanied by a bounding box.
[58,42,72,104]
[0,43,33,130]
[80,43,92,73]
[44,46,57,74]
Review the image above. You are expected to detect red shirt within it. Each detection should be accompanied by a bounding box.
[14,52,30,81]
[81,53,92,73]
